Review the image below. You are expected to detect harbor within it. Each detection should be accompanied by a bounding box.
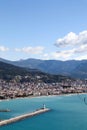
[0,108,50,127]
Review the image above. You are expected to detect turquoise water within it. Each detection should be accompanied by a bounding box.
[0,94,87,130]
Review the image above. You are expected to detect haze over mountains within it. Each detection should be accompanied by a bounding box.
[0,58,87,79]
[0,60,71,83]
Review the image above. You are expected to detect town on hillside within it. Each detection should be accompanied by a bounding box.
[0,77,87,99]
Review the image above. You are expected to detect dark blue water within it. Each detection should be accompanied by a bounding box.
[0,94,87,130]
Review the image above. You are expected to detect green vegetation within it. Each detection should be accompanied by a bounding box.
[1,58,87,79]
[0,61,72,83]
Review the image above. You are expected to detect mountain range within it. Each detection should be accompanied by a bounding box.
[0,58,87,79]
[0,61,71,83]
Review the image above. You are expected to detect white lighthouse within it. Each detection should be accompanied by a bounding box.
[43,104,46,109]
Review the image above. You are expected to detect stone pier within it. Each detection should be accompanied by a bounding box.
[0,108,50,126]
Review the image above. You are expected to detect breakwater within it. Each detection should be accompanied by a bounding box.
[0,108,50,126]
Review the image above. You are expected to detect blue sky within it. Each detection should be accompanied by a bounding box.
[0,0,87,61]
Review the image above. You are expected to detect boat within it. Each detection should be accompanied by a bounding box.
[0,109,11,112]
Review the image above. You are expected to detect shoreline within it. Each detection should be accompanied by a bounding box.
[0,93,86,126]
[0,92,87,102]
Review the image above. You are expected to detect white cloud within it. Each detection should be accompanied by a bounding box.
[15,46,44,54]
[50,50,74,60]
[0,46,9,52]
[75,54,87,60]
[15,48,21,52]
[55,30,87,47]
[42,53,51,60]
[41,50,74,60]
[53,30,87,60]
[74,44,87,53]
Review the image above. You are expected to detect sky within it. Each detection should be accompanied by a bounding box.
[0,0,87,61]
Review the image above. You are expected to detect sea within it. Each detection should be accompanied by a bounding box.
[0,94,87,130]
